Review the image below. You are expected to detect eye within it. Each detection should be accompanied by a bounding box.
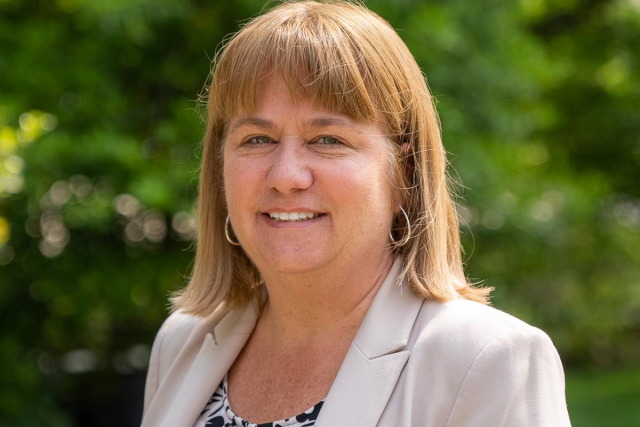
[314,136,342,145]
[244,135,274,146]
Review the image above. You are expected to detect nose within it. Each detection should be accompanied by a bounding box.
[266,143,313,194]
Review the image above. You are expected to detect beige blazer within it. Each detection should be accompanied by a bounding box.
[141,259,572,427]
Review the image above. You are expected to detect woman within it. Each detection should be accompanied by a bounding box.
[141,1,571,426]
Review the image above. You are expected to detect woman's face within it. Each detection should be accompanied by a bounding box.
[223,75,397,275]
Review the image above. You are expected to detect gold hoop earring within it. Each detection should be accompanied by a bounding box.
[389,206,411,246]
[225,215,241,246]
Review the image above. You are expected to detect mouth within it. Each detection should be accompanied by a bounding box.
[263,212,327,222]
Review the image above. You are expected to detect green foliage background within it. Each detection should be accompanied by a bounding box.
[1,0,638,425]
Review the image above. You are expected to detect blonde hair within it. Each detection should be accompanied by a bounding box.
[171,0,492,316]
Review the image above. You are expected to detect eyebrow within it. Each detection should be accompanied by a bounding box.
[229,115,362,134]
[230,117,276,133]
[308,116,357,130]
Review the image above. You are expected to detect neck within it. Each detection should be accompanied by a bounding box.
[257,249,395,344]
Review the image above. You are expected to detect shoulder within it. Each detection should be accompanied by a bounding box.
[409,298,564,378]
[148,304,234,375]
[406,298,570,426]
[411,297,555,356]
[152,311,204,364]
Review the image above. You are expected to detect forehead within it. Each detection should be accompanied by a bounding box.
[227,73,373,131]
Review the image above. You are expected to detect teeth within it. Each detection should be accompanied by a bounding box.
[268,212,321,222]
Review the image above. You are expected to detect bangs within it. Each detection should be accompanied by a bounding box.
[208,2,398,125]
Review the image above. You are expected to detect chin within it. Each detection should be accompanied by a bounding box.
[254,244,331,276]
[243,228,329,273]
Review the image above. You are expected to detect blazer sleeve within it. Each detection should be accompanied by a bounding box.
[445,325,572,427]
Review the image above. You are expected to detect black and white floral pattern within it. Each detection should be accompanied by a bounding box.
[193,374,325,427]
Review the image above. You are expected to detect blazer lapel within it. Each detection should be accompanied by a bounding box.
[315,258,425,427]
[144,298,261,427]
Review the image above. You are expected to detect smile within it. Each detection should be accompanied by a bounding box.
[267,212,325,222]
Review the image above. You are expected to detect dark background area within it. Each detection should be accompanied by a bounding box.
[1,0,639,425]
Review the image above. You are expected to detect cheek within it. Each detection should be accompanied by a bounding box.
[223,158,255,212]
[222,159,236,208]
[322,159,394,226]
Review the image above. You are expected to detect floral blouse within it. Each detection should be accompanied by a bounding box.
[193,373,325,427]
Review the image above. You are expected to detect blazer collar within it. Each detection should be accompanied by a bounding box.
[352,257,424,359]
